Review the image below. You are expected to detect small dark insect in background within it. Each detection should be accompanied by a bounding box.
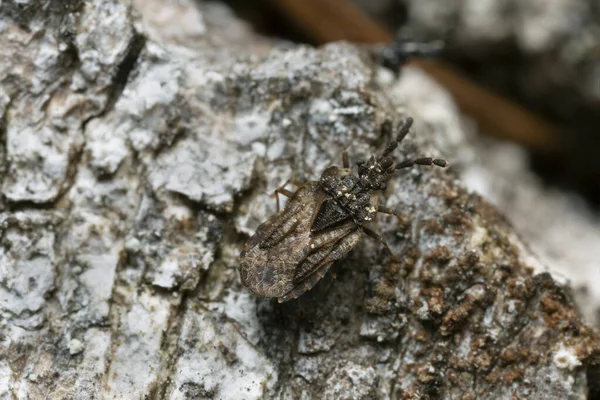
[239,117,448,302]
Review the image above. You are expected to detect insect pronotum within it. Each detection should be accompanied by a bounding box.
[239,117,448,302]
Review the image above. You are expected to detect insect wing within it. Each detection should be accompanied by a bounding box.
[239,183,325,298]
[240,182,365,301]
[279,221,362,302]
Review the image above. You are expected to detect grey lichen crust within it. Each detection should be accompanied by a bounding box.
[0,1,598,400]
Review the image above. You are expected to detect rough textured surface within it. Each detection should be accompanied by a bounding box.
[1,1,599,399]
[352,0,600,102]
[391,65,600,331]
[460,138,600,330]
[351,0,600,203]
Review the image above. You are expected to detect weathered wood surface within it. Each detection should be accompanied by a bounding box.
[0,1,598,399]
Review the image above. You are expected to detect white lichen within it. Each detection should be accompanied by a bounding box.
[69,339,85,355]
[553,345,581,371]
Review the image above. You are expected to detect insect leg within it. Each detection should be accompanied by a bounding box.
[362,227,399,262]
[396,157,449,170]
[270,179,298,212]
[377,205,406,226]
[342,148,350,169]
[273,186,295,212]
[274,177,305,192]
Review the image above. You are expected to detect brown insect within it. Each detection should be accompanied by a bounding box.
[239,117,448,302]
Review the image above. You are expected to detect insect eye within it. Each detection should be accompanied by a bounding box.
[380,183,387,190]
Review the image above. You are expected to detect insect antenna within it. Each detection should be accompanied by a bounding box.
[380,117,413,158]
[383,117,449,170]
[395,116,414,144]
[396,157,448,169]
[356,117,448,191]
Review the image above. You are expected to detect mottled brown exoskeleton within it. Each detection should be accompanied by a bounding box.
[239,117,448,302]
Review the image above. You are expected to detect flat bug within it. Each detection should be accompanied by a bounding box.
[239,117,448,302]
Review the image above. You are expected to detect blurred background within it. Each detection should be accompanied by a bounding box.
[207,0,600,327]
[210,0,600,207]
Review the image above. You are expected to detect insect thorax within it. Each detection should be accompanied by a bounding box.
[317,166,378,228]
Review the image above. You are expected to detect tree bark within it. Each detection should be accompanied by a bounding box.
[0,1,598,399]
